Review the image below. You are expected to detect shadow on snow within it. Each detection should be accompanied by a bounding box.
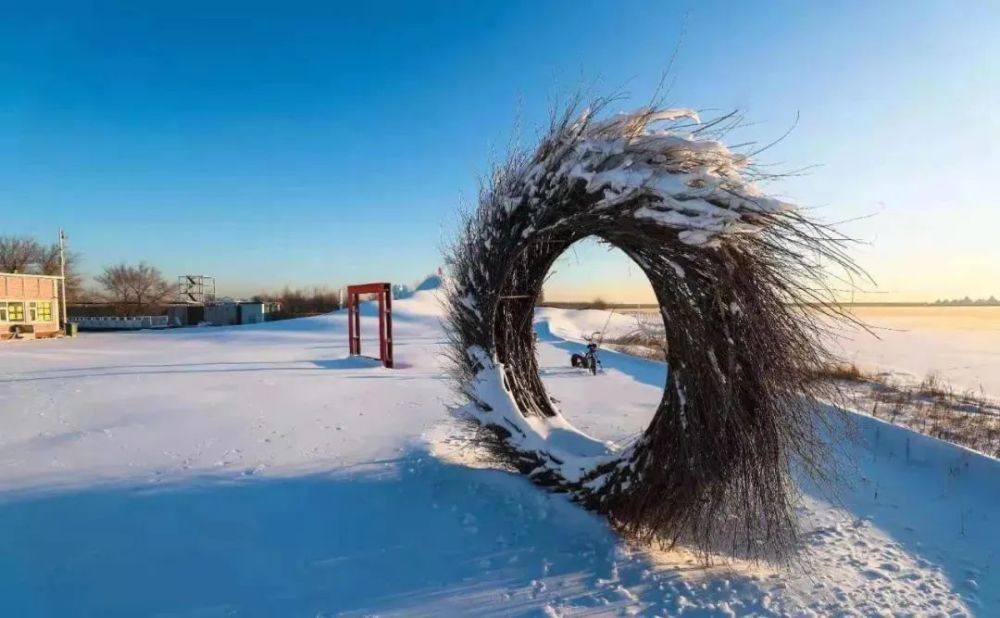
[0,449,779,617]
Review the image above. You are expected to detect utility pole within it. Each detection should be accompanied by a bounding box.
[59,228,68,329]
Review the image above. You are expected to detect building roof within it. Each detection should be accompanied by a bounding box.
[0,272,65,280]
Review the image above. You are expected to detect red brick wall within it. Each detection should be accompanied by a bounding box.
[1,274,60,335]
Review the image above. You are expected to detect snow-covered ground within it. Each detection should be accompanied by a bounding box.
[552,304,1000,402]
[829,306,1000,401]
[1,291,997,616]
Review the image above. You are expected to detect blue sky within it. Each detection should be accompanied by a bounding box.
[2,1,997,301]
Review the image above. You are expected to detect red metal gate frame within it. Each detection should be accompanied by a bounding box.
[346,282,393,368]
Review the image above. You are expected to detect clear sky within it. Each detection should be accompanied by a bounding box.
[2,1,997,301]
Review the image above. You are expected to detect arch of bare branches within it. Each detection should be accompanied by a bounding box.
[444,99,860,561]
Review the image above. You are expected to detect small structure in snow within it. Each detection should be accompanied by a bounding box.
[346,282,393,368]
[0,272,63,341]
[168,300,279,327]
[445,100,863,563]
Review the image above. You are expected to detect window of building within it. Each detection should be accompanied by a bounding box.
[38,301,53,321]
[7,302,24,322]
[29,302,37,322]
[0,305,6,321]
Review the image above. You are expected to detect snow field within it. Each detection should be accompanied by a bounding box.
[0,289,995,616]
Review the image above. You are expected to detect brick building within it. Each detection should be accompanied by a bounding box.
[0,273,62,340]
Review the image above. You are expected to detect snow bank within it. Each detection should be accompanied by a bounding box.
[534,306,648,343]
[392,273,444,300]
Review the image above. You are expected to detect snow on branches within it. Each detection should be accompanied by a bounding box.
[444,99,861,563]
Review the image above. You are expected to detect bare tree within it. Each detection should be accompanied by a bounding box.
[0,235,84,302]
[36,243,62,275]
[36,243,84,302]
[444,100,867,563]
[95,262,174,315]
[0,236,42,273]
[252,285,341,318]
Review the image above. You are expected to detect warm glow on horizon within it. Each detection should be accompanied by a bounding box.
[542,237,998,306]
[542,239,657,305]
[543,283,657,305]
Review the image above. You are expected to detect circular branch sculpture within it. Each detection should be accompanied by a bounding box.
[444,100,859,561]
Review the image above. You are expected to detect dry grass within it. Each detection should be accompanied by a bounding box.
[584,344,1000,459]
[811,362,1000,458]
[596,334,1000,460]
[600,312,669,361]
[913,373,953,400]
[602,329,668,362]
[806,362,875,382]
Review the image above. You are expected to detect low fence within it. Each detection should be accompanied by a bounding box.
[68,316,170,331]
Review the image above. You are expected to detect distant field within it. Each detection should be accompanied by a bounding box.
[846,305,1000,331]
[543,304,1000,399]
[540,302,659,311]
[828,306,1000,398]
[545,303,1000,323]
